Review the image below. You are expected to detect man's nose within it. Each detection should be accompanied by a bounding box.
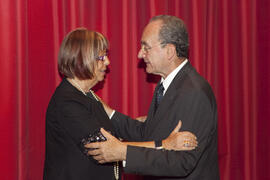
[138,48,144,59]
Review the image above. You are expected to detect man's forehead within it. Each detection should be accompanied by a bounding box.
[141,21,162,40]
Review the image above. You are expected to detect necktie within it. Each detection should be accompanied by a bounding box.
[155,83,164,112]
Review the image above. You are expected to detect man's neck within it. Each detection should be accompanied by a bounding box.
[162,58,185,79]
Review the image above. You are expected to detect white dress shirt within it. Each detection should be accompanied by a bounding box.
[160,59,188,95]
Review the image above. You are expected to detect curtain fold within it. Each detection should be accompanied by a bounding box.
[0,0,269,180]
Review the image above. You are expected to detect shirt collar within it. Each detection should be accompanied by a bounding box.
[161,59,188,94]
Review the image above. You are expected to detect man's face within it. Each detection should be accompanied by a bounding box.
[138,21,168,78]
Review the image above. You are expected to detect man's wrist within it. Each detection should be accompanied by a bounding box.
[121,143,127,161]
[155,140,164,149]
[122,145,128,167]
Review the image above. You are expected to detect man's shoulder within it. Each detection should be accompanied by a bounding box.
[174,66,210,89]
[173,66,216,101]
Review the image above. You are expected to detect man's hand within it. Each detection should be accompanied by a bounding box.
[163,121,198,150]
[85,128,127,163]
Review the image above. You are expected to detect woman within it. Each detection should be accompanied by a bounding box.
[43,28,196,180]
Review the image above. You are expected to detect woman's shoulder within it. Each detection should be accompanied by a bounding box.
[50,80,94,111]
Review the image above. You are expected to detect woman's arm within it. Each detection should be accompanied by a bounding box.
[123,121,197,150]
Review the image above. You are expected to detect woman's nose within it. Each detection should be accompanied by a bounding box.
[104,56,110,65]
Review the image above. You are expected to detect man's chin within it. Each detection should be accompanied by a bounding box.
[145,67,153,74]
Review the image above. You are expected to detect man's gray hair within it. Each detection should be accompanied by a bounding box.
[150,15,189,59]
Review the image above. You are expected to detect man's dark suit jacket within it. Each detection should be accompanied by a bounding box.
[112,62,220,180]
[43,79,115,180]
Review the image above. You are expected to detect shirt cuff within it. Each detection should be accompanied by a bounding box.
[109,110,116,119]
[122,160,126,167]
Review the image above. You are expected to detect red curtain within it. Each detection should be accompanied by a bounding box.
[0,0,269,180]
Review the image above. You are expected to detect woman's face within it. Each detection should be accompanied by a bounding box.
[94,51,110,82]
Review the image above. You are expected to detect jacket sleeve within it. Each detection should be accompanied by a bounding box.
[124,90,218,177]
[56,98,99,143]
[111,111,146,141]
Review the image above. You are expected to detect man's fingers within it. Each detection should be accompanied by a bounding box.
[87,149,100,156]
[173,120,182,133]
[85,142,100,149]
[92,155,106,164]
[91,154,109,164]
[93,155,104,161]
[98,160,106,164]
[100,128,113,139]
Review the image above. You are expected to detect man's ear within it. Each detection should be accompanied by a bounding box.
[166,44,176,61]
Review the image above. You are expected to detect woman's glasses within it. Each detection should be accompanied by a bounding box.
[96,50,108,61]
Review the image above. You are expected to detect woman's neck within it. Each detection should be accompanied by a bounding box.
[67,77,97,95]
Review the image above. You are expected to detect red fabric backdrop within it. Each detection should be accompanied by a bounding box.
[0,0,269,180]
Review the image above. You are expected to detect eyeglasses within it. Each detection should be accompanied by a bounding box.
[96,51,108,61]
[140,43,162,54]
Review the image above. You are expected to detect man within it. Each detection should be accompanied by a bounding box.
[87,15,220,180]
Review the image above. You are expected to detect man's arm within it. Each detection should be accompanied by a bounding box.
[124,121,197,150]
[95,92,147,141]
[86,121,197,163]
[111,111,146,141]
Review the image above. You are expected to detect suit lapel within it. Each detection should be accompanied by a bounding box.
[144,62,193,137]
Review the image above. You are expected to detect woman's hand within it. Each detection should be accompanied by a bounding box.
[162,121,198,151]
[136,116,147,122]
